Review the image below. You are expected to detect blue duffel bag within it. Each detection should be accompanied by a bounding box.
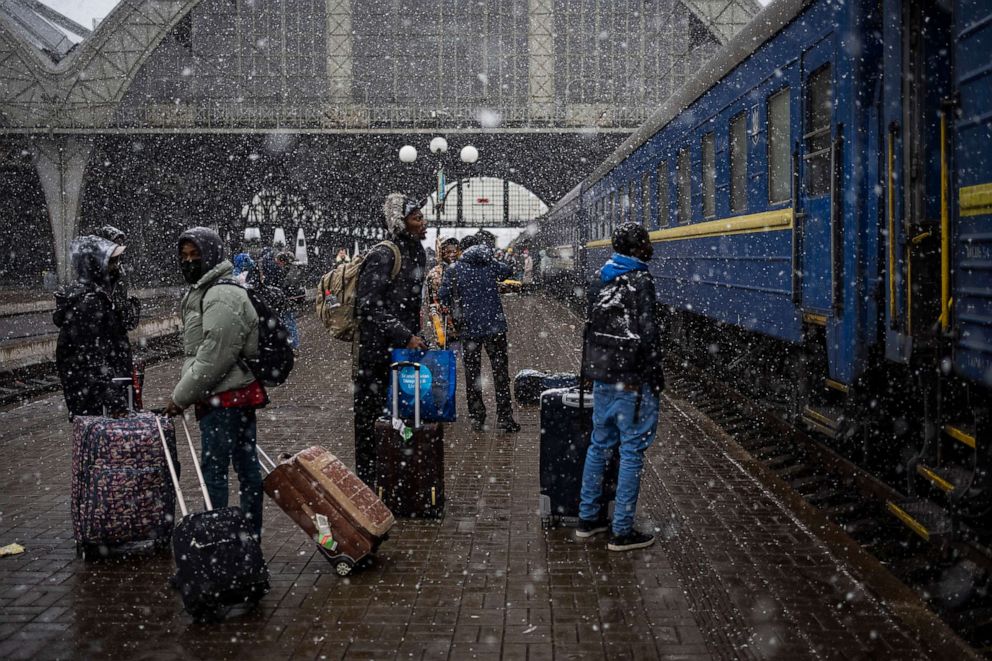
[388,348,457,423]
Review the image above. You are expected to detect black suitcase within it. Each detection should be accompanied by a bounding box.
[539,386,618,528]
[156,417,270,622]
[374,362,445,518]
[514,369,579,405]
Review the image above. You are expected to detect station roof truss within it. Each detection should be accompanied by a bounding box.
[0,0,761,133]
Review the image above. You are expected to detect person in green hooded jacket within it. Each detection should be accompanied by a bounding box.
[164,226,267,540]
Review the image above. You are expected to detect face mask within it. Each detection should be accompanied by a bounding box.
[181,259,204,284]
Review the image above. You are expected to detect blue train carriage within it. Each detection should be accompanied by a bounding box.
[953,2,992,403]
[890,0,992,530]
[540,183,585,301]
[580,0,882,410]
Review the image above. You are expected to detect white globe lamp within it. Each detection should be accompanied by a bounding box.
[460,145,479,164]
[399,145,417,163]
[429,136,449,154]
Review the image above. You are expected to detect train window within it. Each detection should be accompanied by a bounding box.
[600,197,606,238]
[657,161,670,227]
[605,191,614,232]
[641,172,650,226]
[767,88,791,204]
[677,147,691,223]
[730,112,747,212]
[627,181,635,223]
[702,133,716,218]
[803,65,832,197]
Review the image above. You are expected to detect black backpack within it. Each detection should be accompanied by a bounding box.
[202,279,295,386]
[587,274,642,357]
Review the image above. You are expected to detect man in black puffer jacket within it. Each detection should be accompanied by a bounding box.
[352,193,428,484]
[53,235,134,418]
[575,222,664,553]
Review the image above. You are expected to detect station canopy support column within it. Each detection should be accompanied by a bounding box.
[31,136,93,283]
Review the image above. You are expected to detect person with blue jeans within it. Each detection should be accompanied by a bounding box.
[575,222,664,552]
[164,227,267,541]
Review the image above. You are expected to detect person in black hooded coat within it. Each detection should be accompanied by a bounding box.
[54,236,134,418]
[93,225,141,331]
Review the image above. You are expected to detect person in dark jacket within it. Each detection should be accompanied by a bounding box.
[93,225,141,331]
[54,236,134,418]
[257,249,300,350]
[575,222,663,552]
[438,231,520,433]
[353,193,428,484]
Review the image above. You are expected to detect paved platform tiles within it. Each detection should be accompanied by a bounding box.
[0,294,964,659]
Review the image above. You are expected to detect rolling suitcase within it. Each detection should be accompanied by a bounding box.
[374,361,445,518]
[514,369,580,405]
[539,386,618,528]
[71,388,178,560]
[157,417,269,623]
[257,445,394,576]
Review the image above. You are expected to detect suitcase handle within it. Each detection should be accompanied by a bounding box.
[390,361,421,429]
[561,389,593,409]
[179,417,214,512]
[256,445,278,475]
[155,416,188,518]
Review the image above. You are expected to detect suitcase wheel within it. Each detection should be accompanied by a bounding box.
[188,603,225,624]
[334,559,354,577]
[76,542,105,561]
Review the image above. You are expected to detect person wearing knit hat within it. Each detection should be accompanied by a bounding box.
[351,193,429,484]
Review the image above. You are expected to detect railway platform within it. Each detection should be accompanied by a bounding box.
[0,294,974,659]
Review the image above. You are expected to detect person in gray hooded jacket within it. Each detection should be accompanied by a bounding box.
[163,227,266,539]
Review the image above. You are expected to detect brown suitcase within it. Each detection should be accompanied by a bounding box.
[374,362,445,518]
[258,446,394,576]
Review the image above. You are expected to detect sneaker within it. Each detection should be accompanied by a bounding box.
[471,419,486,432]
[607,529,656,552]
[498,419,521,433]
[574,518,610,539]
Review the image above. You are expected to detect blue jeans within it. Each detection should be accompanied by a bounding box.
[199,407,263,539]
[579,381,660,536]
[281,311,300,349]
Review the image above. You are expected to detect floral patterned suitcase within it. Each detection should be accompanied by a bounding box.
[71,412,178,558]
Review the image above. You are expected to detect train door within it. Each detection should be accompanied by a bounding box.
[798,40,835,314]
[904,0,951,347]
[883,0,952,358]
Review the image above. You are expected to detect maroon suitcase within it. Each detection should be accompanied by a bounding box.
[71,412,178,558]
[259,446,395,575]
[374,362,445,518]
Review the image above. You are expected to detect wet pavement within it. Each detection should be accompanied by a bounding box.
[0,294,968,659]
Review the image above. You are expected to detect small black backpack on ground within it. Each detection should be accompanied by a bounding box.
[202,279,295,386]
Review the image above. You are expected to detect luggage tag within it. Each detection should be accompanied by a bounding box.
[314,513,338,552]
[392,417,414,442]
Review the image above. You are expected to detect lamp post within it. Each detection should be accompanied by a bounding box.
[398,137,479,247]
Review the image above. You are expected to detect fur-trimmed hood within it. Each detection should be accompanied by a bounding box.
[382,192,420,235]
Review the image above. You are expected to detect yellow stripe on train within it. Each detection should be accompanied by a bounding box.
[960,182,992,218]
[586,208,793,249]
